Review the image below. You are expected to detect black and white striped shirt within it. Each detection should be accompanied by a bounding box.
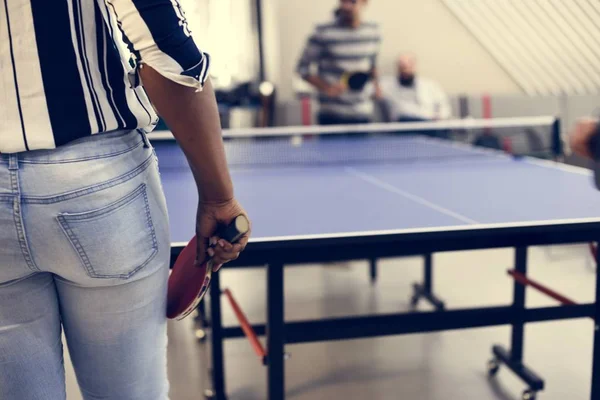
[1,0,210,153]
[297,19,381,120]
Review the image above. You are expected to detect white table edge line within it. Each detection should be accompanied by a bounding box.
[346,166,479,225]
[170,217,600,247]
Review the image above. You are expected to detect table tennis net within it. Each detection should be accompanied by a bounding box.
[156,116,561,168]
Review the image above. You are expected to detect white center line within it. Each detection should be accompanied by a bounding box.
[346,167,479,225]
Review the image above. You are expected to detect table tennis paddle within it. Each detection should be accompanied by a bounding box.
[167,215,250,320]
[341,71,372,91]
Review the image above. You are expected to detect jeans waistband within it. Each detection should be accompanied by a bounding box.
[0,130,149,164]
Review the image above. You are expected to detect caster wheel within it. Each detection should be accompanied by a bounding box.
[487,359,500,377]
[204,389,215,399]
[195,328,207,342]
[522,389,536,400]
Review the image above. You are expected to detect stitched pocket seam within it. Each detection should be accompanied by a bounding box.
[57,184,158,279]
[21,140,144,164]
[23,154,153,204]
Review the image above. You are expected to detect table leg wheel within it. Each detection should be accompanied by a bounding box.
[522,389,536,400]
[487,358,500,377]
[204,389,215,399]
[195,328,207,342]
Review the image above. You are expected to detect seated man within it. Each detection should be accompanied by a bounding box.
[296,0,382,126]
[380,54,452,122]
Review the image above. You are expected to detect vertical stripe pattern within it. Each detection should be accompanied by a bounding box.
[297,20,381,119]
[0,0,210,152]
[1,0,28,151]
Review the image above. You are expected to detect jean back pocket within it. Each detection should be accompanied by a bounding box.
[57,184,158,279]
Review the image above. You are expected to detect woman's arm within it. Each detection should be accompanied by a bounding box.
[140,65,249,269]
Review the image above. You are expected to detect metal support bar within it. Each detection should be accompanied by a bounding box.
[369,258,377,284]
[424,253,433,292]
[411,254,445,310]
[591,242,600,400]
[491,248,546,397]
[267,263,285,400]
[511,247,527,362]
[285,304,593,344]
[255,0,266,82]
[209,271,227,400]
[223,288,267,364]
[197,298,209,327]
[219,304,594,342]
[508,269,578,306]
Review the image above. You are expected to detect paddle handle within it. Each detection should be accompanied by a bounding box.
[217,214,250,244]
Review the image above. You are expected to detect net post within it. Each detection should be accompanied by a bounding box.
[552,117,562,159]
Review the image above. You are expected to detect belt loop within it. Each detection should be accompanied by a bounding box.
[8,154,18,170]
[138,129,151,148]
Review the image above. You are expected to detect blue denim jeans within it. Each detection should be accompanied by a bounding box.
[0,130,171,400]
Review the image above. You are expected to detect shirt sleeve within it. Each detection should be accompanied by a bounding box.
[103,0,210,91]
[296,28,324,78]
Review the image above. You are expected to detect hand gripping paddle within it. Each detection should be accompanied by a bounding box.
[167,215,250,320]
[341,71,372,91]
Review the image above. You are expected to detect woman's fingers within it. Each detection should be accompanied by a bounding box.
[210,241,245,271]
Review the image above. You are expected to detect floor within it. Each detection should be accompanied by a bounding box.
[65,244,596,400]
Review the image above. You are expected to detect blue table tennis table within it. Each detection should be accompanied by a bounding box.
[152,118,600,400]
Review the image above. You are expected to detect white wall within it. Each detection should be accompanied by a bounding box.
[182,0,259,87]
[264,0,523,101]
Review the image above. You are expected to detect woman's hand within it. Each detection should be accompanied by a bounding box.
[195,199,250,272]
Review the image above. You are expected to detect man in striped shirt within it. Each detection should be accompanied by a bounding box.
[1,1,249,399]
[297,0,382,125]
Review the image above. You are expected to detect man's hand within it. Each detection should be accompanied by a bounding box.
[569,118,599,159]
[324,82,346,98]
[195,199,250,272]
[373,84,383,100]
[304,75,346,98]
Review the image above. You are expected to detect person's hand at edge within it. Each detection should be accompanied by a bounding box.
[195,199,250,272]
[569,118,599,159]
[304,75,346,98]
[324,82,346,98]
[373,84,383,101]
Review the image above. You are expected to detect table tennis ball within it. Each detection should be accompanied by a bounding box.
[291,136,303,147]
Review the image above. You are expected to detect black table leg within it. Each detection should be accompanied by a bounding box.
[411,253,445,311]
[511,247,527,363]
[591,246,600,400]
[267,262,285,400]
[208,271,227,400]
[199,298,208,327]
[491,247,543,396]
[195,298,209,342]
[369,258,377,284]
